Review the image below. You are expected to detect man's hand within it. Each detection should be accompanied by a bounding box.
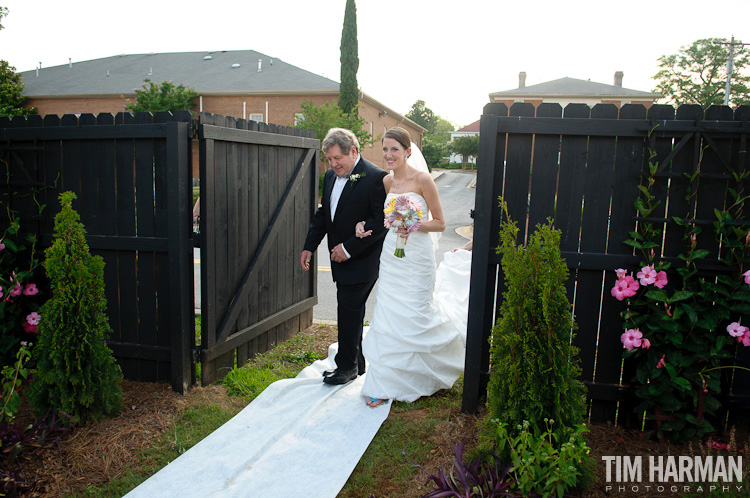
[300,250,313,271]
[330,243,350,263]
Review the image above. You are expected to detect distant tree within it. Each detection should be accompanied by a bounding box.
[421,134,451,167]
[452,135,480,169]
[0,60,36,117]
[406,99,437,133]
[654,37,750,108]
[296,100,373,150]
[0,5,7,30]
[124,79,198,114]
[431,116,455,142]
[338,0,359,114]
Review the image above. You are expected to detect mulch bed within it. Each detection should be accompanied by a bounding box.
[6,323,750,497]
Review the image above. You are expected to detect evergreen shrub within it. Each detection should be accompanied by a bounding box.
[30,192,122,424]
[485,198,588,442]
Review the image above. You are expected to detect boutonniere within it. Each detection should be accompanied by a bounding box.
[349,172,366,183]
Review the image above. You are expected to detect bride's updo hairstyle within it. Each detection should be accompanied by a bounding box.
[384,127,411,154]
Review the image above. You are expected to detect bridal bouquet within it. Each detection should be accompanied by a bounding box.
[384,195,423,258]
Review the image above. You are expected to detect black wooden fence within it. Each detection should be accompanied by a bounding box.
[0,111,318,392]
[464,102,750,429]
[196,113,319,384]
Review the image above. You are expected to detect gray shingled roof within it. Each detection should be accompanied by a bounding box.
[21,50,340,96]
[490,77,658,97]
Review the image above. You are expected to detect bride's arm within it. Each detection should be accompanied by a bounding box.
[417,173,446,233]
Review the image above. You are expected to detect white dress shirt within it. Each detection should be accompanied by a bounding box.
[329,155,361,258]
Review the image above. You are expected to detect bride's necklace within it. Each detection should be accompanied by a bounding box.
[391,169,413,191]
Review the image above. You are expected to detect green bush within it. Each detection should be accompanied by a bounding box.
[30,192,123,424]
[486,198,587,444]
[495,419,593,498]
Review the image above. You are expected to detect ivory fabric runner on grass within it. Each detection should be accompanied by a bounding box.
[124,339,391,498]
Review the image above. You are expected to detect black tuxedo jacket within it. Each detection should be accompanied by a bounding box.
[303,156,388,285]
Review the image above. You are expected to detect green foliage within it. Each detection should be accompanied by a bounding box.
[487,199,587,448]
[421,134,451,167]
[0,60,36,118]
[612,137,750,442]
[1,341,31,423]
[295,100,373,149]
[654,38,750,108]
[452,135,480,167]
[405,99,437,132]
[0,6,7,30]
[494,419,593,498]
[125,78,198,114]
[338,0,359,114]
[431,116,455,142]
[0,183,46,368]
[30,192,123,425]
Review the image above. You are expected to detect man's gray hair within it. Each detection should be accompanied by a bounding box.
[322,128,360,154]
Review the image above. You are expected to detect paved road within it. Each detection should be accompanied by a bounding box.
[193,169,477,323]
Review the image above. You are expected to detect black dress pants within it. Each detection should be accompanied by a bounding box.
[335,279,377,373]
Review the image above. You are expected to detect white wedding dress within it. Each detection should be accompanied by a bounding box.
[361,192,471,402]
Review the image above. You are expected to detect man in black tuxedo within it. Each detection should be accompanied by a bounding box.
[300,128,387,385]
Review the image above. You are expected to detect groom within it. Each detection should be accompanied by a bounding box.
[300,128,387,385]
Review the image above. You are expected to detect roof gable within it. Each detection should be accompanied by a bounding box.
[490,76,658,98]
[21,50,340,96]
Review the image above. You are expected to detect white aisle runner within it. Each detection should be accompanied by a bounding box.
[124,341,391,498]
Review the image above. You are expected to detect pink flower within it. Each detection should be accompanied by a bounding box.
[653,271,668,289]
[26,312,40,326]
[637,265,657,285]
[656,355,666,369]
[727,322,747,338]
[710,441,731,451]
[22,322,37,333]
[738,328,750,347]
[0,240,5,250]
[23,283,39,296]
[641,338,651,349]
[611,276,639,301]
[621,329,643,349]
[744,270,750,286]
[9,284,22,297]
[0,285,3,299]
[615,268,627,279]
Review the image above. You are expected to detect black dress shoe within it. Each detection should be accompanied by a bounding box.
[323,368,358,385]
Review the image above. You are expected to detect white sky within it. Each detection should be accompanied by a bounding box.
[1,0,748,128]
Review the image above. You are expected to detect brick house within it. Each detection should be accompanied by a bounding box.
[20,50,425,176]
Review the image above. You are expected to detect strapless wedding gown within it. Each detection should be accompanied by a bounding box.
[361,192,471,402]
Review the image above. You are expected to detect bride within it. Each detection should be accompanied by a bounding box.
[355,127,468,408]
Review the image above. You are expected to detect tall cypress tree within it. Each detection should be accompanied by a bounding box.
[338,0,359,114]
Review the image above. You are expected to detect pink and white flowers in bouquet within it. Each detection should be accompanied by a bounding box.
[384,195,423,258]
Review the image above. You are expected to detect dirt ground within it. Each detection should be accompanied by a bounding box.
[8,324,750,497]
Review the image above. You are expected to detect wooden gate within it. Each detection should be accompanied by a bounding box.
[196,113,319,384]
[464,102,750,428]
[0,112,195,393]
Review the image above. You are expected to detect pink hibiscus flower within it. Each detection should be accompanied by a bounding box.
[641,338,651,349]
[637,265,657,286]
[744,270,750,286]
[0,240,5,250]
[23,283,39,296]
[22,322,37,334]
[615,268,627,279]
[611,276,639,301]
[26,312,41,326]
[621,329,643,349]
[656,355,666,369]
[9,284,22,297]
[727,322,748,338]
[738,328,750,347]
[653,271,668,289]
